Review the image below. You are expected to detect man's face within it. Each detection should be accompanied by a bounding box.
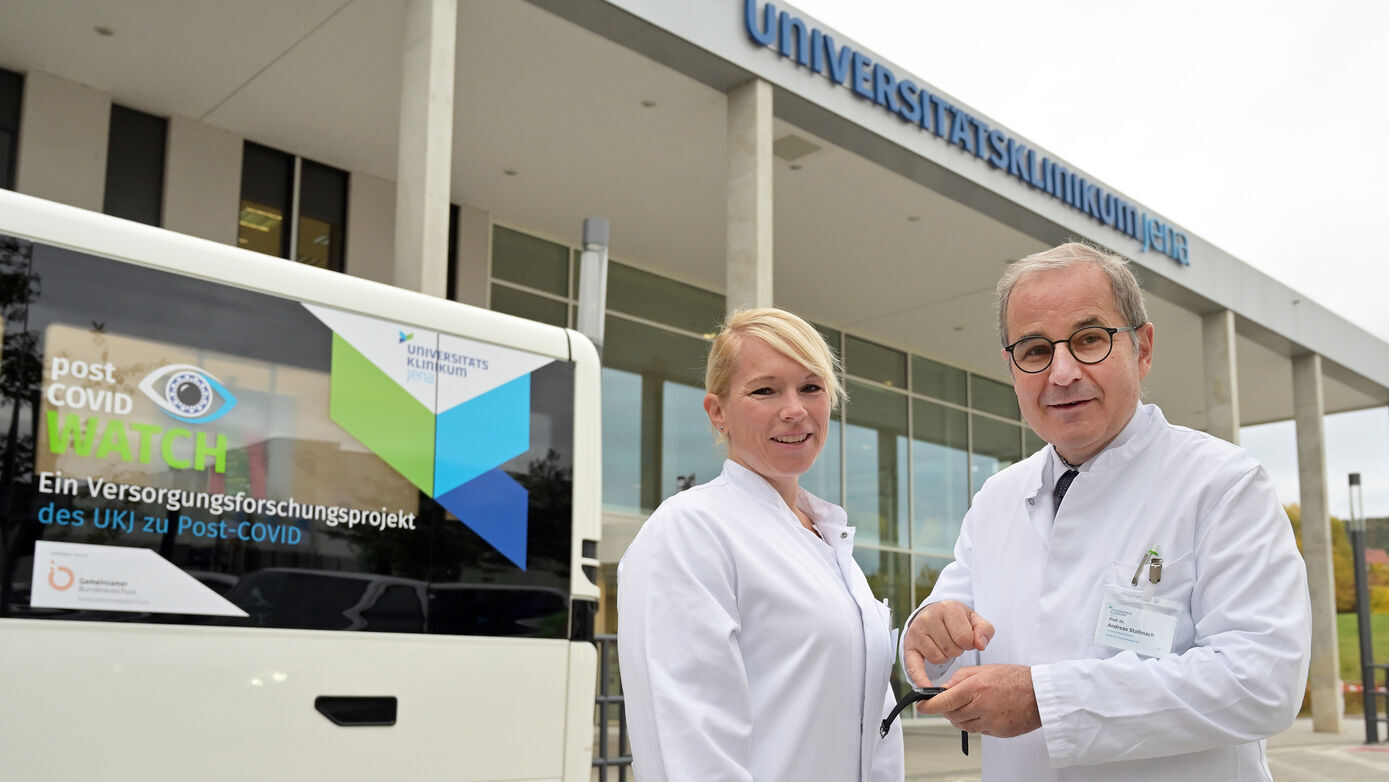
[1004,264,1154,464]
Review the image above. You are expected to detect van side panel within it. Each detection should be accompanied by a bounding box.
[0,620,569,781]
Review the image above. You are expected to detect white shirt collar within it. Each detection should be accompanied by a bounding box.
[1040,402,1159,496]
[719,459,849,534]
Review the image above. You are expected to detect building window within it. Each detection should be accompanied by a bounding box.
[490,225,572,328]
[601,316,723,514]
[831,324,1030,635]
[606,262,723,336]
[845,335,907,388]
[488,225,733,512]
[103,105,167,226]
[970,413,1024,497]
[493,225,570,298]
[912,355,967,406]
[446,204,459,301]
[238,143,292,258]
[845,379,909,548]
[0,68,22,191]
[238,142,348,271]
[911,397,968,555]
[296,160,347,271]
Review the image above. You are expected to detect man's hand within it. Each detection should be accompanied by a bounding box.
[920,665,1041,738]
[902,600,994,685]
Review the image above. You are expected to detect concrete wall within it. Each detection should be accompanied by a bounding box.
[15,70,108,211]
[164,116,241,244]
[345,171,396,284]
[454,202,490,308]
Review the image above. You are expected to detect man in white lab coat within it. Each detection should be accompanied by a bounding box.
[901,242,1311,781]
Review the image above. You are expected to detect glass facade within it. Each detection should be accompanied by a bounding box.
[487,225,1037,632]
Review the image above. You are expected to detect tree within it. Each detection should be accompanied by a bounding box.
[1285,504,1357,612]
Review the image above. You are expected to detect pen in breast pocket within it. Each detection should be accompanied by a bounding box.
[1130,546,1158,586]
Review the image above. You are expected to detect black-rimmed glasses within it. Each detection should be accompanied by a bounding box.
[1004,325,1140,374]
[880,687,969,755]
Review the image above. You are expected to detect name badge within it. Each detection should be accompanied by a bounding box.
[1093,584,1178,658]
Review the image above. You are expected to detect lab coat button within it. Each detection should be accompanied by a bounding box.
[840,531,848,539]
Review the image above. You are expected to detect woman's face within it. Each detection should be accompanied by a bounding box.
[703,337,831,494]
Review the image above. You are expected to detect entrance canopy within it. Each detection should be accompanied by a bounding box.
[1,0,1385,425]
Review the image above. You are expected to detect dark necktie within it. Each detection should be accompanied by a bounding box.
[1054,468,1079,511]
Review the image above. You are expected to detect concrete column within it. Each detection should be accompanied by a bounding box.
[724,78,773,314]
[1201,309,1240,444]
[15,71,108,212]
[453,203,490,308]
[1293,352,1342,732]
[393,0,456,296]
[163,117,242,245]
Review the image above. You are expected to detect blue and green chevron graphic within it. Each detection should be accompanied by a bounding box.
[307,305,553,569]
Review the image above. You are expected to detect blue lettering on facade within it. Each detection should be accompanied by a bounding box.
[851,51,874,99]
[778,12,811,65]
[1008,140,1032,185]
[896,79,922,123]
[742,0,1190,266]
[972,117,991,161]
[874,63,899,112]
[988,131,1008,170]
[822,33,853,84]
[948,108,973,153]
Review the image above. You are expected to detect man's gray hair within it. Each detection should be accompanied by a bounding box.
[996,241,1149,347]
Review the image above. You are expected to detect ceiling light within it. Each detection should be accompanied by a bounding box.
[94,25,114,37]
[503,169,518,176]
[640,99,657,108]
[907,216,920,223]
[789,163,803,171]
[773,134,821,162]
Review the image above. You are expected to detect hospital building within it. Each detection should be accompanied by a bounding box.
[1,0,1380,729]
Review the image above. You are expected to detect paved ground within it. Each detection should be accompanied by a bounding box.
[596,716,1389,780]
[900,716,1389,781]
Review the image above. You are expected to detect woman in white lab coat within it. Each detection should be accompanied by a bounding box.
[617,307,904,782]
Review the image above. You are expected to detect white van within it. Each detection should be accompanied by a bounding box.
[0,190,602,781]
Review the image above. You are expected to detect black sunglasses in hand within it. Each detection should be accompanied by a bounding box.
[879,686,970,756]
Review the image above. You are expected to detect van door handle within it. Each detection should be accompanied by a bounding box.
[314,696,397,726]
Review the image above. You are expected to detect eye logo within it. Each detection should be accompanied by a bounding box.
[48,561,74,591]
[137,364,238,424]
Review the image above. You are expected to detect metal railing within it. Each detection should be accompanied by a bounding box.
[593,634,633,779]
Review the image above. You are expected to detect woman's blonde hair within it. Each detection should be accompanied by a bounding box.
[705,308,843,438]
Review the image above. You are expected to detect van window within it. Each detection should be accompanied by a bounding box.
[0,236,574,638]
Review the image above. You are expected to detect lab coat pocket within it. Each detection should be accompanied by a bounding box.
[1105,551,1194,594]
[1102,552,1196,651]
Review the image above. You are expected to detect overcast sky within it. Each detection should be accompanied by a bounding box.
[791,0,1389,519]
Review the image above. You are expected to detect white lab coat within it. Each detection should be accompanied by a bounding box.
[618,460,904,782]
[911,404,1311,781]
